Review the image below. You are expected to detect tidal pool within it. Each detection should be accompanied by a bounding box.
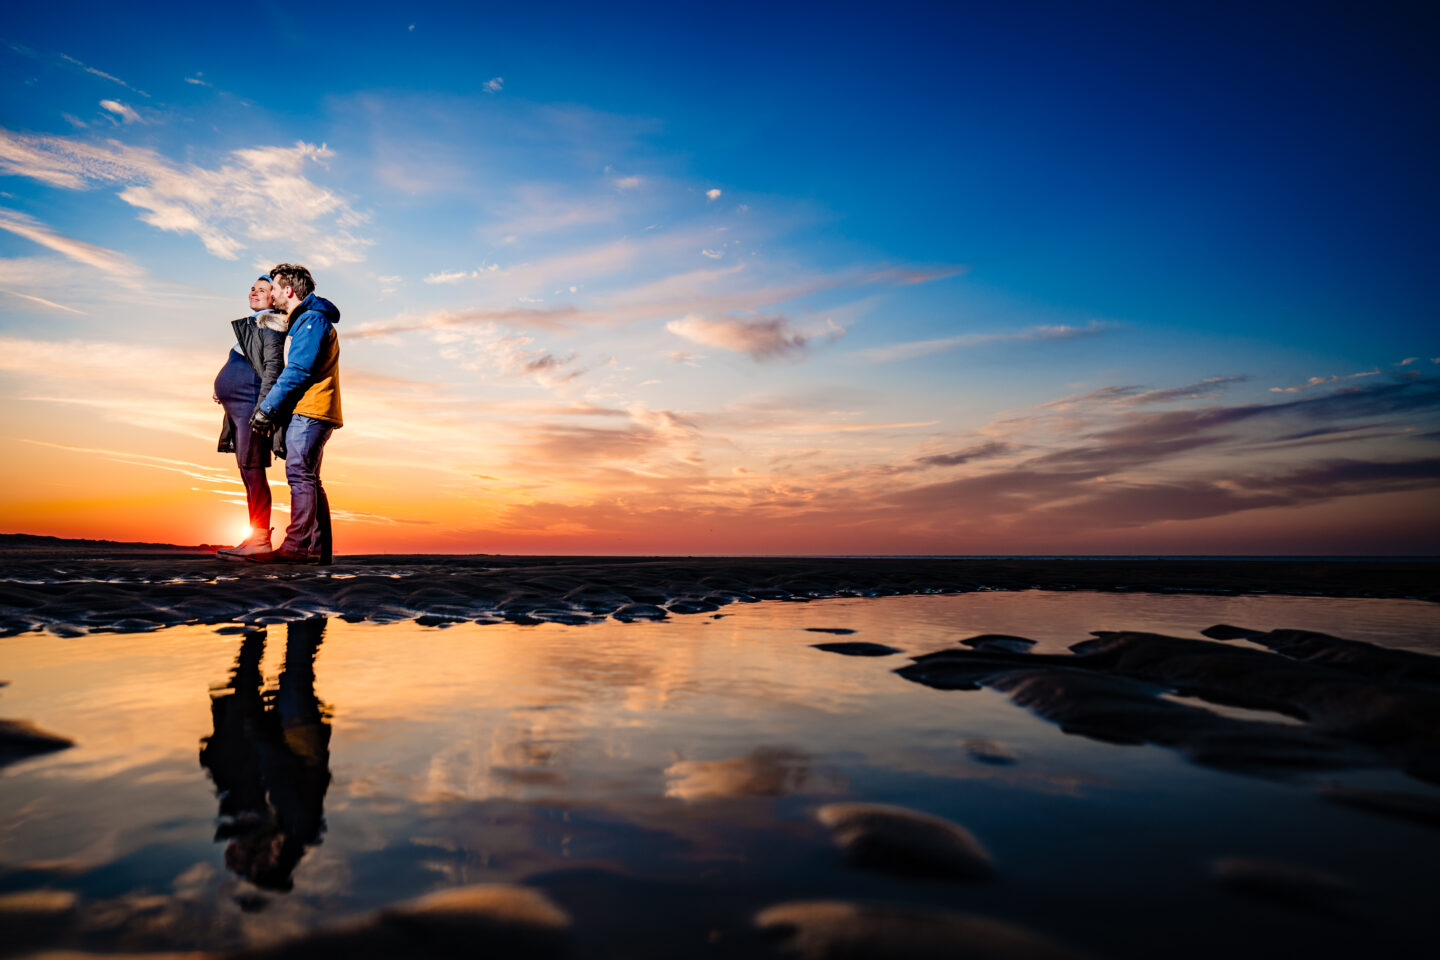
[1,591,1438,958]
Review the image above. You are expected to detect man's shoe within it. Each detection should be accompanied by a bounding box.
[217,528,273,561]
[245,547,321,565]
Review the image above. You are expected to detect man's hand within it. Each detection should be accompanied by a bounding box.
[249,408,275,435]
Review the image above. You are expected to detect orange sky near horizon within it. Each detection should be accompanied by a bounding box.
[3,400,1437,556]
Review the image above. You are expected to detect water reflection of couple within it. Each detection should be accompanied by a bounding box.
[199,619,331,892]
[213,264,342,565]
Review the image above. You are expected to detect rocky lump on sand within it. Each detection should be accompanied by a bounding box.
[755,900,1093,960]
[0,715,74,767]
[815,802,994,880]
[896,625,1440,783]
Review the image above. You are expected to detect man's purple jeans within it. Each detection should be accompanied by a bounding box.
[281,415,334,561]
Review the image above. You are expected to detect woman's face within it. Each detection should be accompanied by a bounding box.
[248,280,273,312]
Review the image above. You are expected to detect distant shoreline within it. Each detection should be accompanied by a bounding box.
[2,533,1435,563]
[0,533,223,553]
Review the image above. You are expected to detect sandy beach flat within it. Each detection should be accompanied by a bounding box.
[2,543,1438,959]
[0,538,1434,637]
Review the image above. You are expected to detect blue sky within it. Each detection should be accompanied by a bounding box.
[1,1,1436,552]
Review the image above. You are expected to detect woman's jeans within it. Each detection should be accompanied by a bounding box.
[281,415,334,560]
[222,399,272,534]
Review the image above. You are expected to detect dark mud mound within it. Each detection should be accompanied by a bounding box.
[755,900,1094,960]
[1204,625,1440,684]
[898,625,1440,782]
[0,717,74,767]
[815,802,994,880]
[811,642,903,657]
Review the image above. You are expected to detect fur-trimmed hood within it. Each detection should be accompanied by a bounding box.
[255,309,291,333]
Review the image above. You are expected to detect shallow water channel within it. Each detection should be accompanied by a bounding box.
[2,591,1438,958]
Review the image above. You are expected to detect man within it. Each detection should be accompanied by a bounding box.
[248,263,342,564]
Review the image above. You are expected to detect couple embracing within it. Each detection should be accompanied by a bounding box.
[214,263,342,565]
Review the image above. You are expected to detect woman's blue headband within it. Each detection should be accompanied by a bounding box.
[257,274,272,282]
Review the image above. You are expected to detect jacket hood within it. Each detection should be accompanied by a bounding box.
[293,293,341,325]
[254,309,291,332]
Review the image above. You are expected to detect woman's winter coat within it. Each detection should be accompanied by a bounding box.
[218,311,290,461]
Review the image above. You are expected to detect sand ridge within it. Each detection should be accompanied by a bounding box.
[0,554,1435,637]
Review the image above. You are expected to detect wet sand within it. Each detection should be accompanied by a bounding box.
[0,549,1434,638]
[3,550,1439,958]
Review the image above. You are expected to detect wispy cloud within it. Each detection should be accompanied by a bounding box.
[59,53,149,97]
[0,335,212,396]
[883,454,1440,536]
[859,320,1115,363]
[0,130,123,188]
[484,77,504,93]
[0,208,139,278]
[436,323,586,389]
[1043,376,1248,411]
[18,439,428,526]
[667,314,844,361]
[482,186,622,241]
[98,100,143,124]
[915,441,1014,468]
[355,258,959,341]
[0,255,108,301]
[1118,375,1249,406]
[0,287,85,314]
[18,439,238,486]
[0,130,370,265]
[510,372,1440,549]
[1270,368,1382,393]
[354,304,583,339]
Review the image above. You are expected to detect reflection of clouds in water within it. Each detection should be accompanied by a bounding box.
[62,856,321,952]
[420,736,495,803]
[874,743,1112,799]
[665,746,846,802]
[419,717,582,803]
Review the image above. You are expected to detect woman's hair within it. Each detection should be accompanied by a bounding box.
[269,263,315,301]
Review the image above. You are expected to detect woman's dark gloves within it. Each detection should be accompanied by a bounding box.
[249,408,276,435]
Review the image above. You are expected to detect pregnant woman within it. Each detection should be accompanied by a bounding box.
[214,275,289,560]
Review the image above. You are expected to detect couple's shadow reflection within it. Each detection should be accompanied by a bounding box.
[199,619,331,893]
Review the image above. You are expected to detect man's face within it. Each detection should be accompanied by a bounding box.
[248,280,273,312]
[269,277,295,310]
